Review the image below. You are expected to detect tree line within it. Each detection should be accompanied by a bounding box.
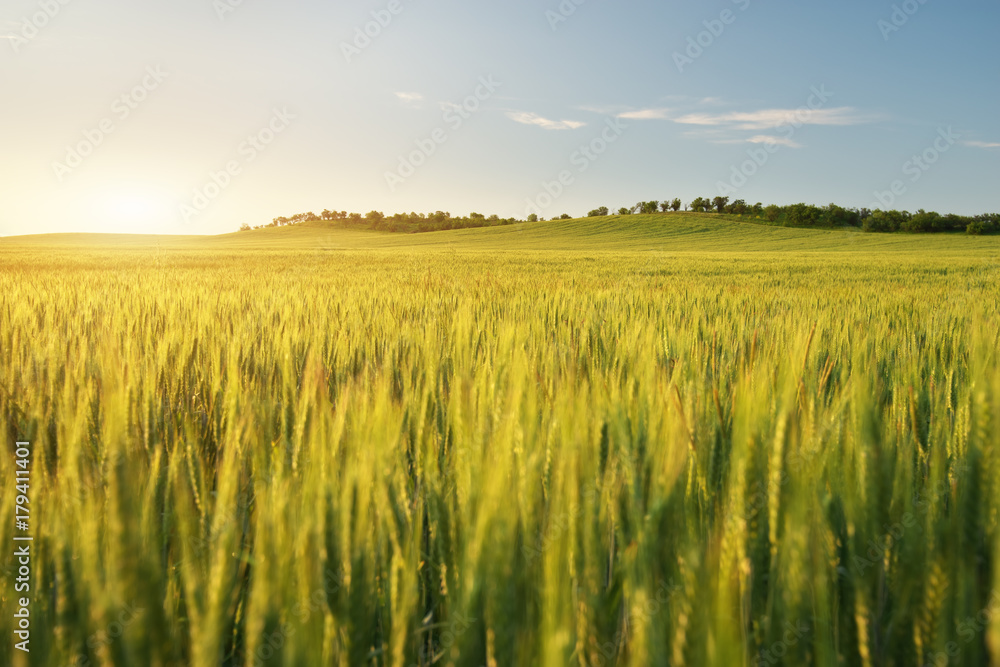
[588,197,999,235]
[240,200,998,235]
[239,209,524,234]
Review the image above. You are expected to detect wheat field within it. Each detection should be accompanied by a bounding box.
[2,217,1000,666]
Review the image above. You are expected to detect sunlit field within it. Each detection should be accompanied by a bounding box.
[2,216,1000,666]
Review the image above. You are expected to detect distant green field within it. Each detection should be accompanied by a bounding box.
[6,213,1000,253]
[2,216,999,666]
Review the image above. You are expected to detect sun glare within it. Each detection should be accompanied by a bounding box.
[93,189,173,234]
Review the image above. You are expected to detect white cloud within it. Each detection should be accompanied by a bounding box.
[671,107,870,131]
[618,108,672,120]
[746,134,803,148]
[394,92,424,107]
[587,98,874,147]
[506,111,586,130]
[964,140,1000,149]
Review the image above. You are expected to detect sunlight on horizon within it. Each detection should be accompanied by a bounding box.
[88,188,178,235]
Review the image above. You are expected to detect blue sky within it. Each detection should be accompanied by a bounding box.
[1,0,997,235]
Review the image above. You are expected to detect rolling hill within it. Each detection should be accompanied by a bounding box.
[3,213,999,256]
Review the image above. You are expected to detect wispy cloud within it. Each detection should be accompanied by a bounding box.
[964,140,1000,149]
[618,108,672,120]
[577,104,627,115]
[746,134,803,148]
[710,135,803,148]
[671,107,870,131]
[659,95,727,105]
[586,98,873,147]
[506,111,585,130]
[586,98,729,121]
[394,92,424,108]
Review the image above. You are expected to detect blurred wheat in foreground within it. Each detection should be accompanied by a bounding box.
[2,238,999,666]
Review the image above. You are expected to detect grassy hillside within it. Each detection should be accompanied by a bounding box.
[5,213,1000,254]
